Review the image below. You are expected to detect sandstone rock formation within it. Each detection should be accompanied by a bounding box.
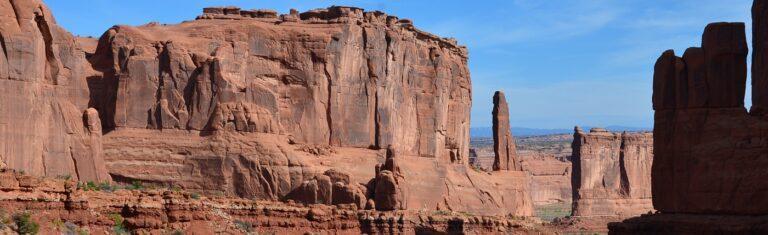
[0,1,534,218]
[0,170,545,234]
[521,156,571,205]
[571,127,653,217]
[610,1,768,233]
[371,146,407,211]
[0,0,110,182]
[649,20,763,215]
[286,169,367,208]
[493,91,521,171]
[89,5,471,162]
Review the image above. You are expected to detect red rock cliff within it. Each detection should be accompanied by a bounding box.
[0,0,110,182]
[0,3,533,217]
[649,15,768,215]
[571,127,653,217]
[610,1,768,233]
[88,6,471,162]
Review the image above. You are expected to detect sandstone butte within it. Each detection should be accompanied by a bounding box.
[568,127,653,231]
[0,0,538,233]
[609,0,768,233]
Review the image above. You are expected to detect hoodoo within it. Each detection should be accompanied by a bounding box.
[492,91,521,171]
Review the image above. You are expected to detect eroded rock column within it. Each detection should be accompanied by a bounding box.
[492,91,521,171]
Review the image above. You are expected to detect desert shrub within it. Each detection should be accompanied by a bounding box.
[0,210,9,230]
[190,193,201,200]
[234,220,253,233]
[64,221,89,235]
[109,213,129,235]
[13,212,39,235]
[126,180,144,190]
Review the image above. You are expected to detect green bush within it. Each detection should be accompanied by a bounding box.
[13,212,39,235]
[190,193,201,200]
[127,180,144,190]
[109,213,129,235]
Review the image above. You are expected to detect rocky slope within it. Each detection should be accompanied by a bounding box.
[471,134,572,206]
[0,1,533,218]
[571,127,653,217]
[0,169,546,234]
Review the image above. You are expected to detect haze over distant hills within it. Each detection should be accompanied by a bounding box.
[470,126,651,137]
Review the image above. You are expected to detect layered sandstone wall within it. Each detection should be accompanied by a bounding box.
[0,1,534,217]
[0,0,110,182]
[88,6,471,163]
[521,156,571,205]
[571,128,653,217]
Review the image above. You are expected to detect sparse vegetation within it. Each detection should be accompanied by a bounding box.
[109,213,130,235]
[434,210,451,216]
[234,220,253,233]
[190,193,201,200]
[56,174,72,180]
[0,210,9,230]
[534,202,572,222]
[64,221,89,235]
[126,180,144,190]
[13,212,40,235]
[51,218,65,230]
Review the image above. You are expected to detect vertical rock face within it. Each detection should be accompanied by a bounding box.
[649,7,768,214]
[0,3,534,217]
[571,127,653,217]
[611,2,768,233]
[0,0,110,182]
[492,91,521,171]
[88,6,472,163]
[522,156,571,205]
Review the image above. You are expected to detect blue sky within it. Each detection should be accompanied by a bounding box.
[45,0,753,129]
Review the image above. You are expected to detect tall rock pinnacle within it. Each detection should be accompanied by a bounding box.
[492,91,521,171]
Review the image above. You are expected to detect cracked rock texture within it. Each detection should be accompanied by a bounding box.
[571,127,653,217]
[0,0,110,182]
[0,3,533,217]
[492,91,521,171]
[88,6,471,162]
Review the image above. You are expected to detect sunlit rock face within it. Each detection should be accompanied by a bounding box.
[0,0,110,182]
[571,127,653,217]
[0,1,538,216]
